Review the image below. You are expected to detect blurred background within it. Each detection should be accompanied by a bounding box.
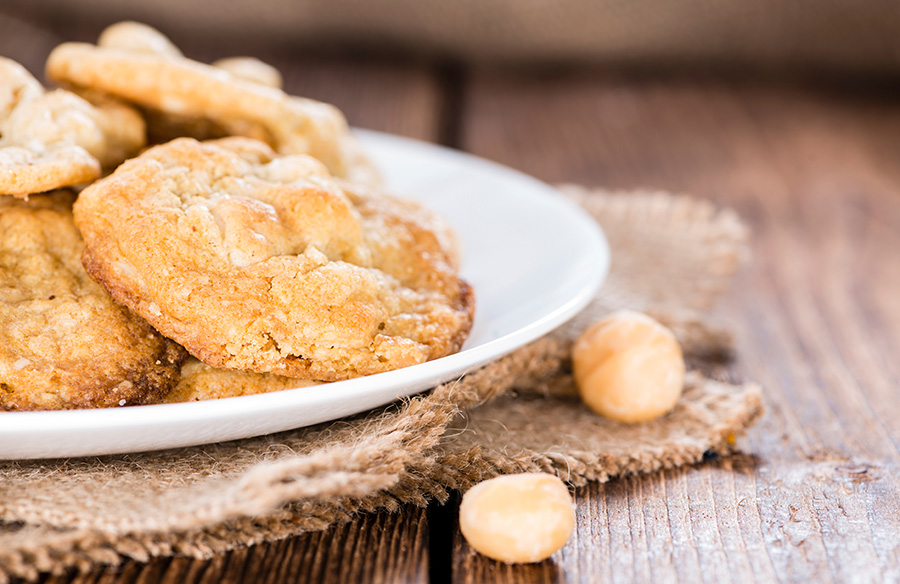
[4,0,899,186]
[4,0,900,75]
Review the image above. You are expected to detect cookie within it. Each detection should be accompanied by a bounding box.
[163,358,320,403]
[0,192,186,411]
[74,137,474,381]
[47,21,380,186]
[141,55,287,148]
[0,57,145,198]
[212,57,283,90]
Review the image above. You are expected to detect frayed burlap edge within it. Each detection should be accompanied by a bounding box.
[0,187,763,582]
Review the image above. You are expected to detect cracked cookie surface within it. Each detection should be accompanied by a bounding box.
[0,192,185,410]
[47,21,379,186]
[74,137,474,381]
[164,357,320,403]
[0,57,145,197]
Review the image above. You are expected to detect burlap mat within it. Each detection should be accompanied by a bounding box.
[0,187,763,582]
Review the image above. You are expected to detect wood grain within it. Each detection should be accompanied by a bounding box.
[35,508,429,584]
[455,71,900,582]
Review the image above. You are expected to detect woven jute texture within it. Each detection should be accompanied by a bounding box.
[0,187,763,582]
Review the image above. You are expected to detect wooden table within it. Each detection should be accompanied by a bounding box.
[4,10,900,584]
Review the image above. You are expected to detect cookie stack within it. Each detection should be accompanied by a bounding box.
[0,22,474,411]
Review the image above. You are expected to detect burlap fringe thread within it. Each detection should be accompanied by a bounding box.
[0,187,764,582]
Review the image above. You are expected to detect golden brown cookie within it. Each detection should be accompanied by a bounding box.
[0,57,145,198]
[212,57,283,89]
[74,137,474,381]
[163,358,320,403]
[47,21,380,185]
[0,192,186,411]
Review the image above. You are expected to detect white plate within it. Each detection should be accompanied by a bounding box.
[0,131,609,460]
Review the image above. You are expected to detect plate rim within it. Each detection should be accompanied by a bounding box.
[0,130,610,459]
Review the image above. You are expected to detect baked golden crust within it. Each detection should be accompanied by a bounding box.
[211,57,283,90]
[0,192,186,411]
[74,137,474,381]
[46,21,380,185]
[0,57,146,198]
[163,358,320,403]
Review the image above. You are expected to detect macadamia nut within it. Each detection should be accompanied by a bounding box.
[459,473,575,563]
[572,310,685,423]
